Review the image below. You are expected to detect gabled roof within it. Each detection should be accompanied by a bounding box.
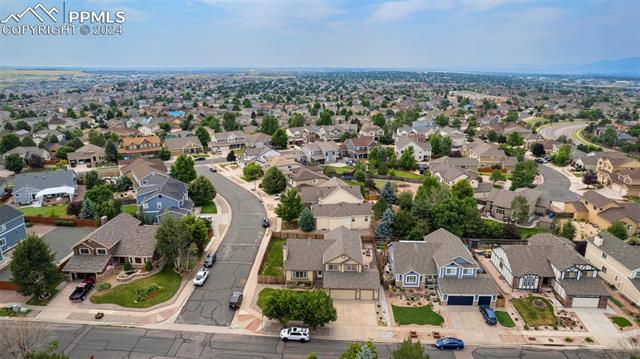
[288,167,329,182]
[83,213,143,249]
[137,174,188,203]
[426,228,477,268]
[322,226,363,264]
[14,170,75,192]
[311,202,372,217]
[0,204,23,224]
[588,232,640,270]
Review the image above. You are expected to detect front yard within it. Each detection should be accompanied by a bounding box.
[201,201,217,214]
[495,310,516,328]
[19,204,69,217]
[392,305,444,326]
[512,296,557,328]
[90,265,182,308]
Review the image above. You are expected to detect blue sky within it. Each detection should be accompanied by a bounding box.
[0,0,638,69]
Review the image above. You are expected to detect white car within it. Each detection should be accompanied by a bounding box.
[193,267,209,286]
[280,327,310,342]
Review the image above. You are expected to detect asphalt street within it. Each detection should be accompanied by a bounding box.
[176,168,266,326]
[537,164,580,202]
[2,322,626,359]
[538,121,588,141]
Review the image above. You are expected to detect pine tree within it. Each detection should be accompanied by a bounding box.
[80,198,95,219]
[380,181,396,204]
[375,208,394,241]
[299,208,316,232]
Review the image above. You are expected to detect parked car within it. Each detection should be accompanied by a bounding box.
[435,337,464,350]
[194,157,206,161]
[68,278,95,302]
[345,159,354,166]
[209,165,218,172]
[479,305,497,325]
[204,252,217,268]
[193,267,209,286]
[229,291,243,309]
[280,327,310,342]
[535,158,544,164]
[262,217,270,228]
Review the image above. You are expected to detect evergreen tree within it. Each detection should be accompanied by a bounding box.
[299,208,316,232]
[80,199,95,219]
[380,181,396,204]
[104,140,118,163]
[560,220,576,240]
[375,208,394,241]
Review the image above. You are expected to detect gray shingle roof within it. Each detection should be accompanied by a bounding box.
[559,277,608,296]
[85,213,145,249]
[284,239,328,271]
[62,254,111,273]
[323,227,363,264]
[14,170,75,192]
[438,275,499,295]
[588,232,640,270]
[311,202,372,217]
[323,269,380,290]
[0,204,23,224]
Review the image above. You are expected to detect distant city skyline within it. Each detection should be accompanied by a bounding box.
[0,0,639,70]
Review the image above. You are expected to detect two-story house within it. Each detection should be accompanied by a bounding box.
[163,137,204,156]
[484,188,550,222]
[388,228,499,305]
[287,167,329,187]
[297,177,364,207]
[318,124,358,142]
[585,232,640,306]
[120,136,162,159]
[491,233,608,308]
[344,137,377,159]
[283,226,380,300]
[119,158,167,189]
[67,144,106,168]
[0,205,28,263]
[209,130,246,153]
[574,190,640,235]
[61,213,158,281]
[597,154,640,186]
[300,141,339,165]
[135,173,194,223]
[462,140,508,168]
[311,202,373,231]
[359,125,384,140]
[394,137,432,162]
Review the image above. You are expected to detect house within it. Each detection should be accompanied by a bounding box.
[359,125,384,140]
[120,136,162,159]
[344,137,377,159]
[3,146,51,164]
[283,226,380,300]
[209,131,246,153]
[585,232,640,306]
[135,173,194,223]
[120,158,167,189]
[163,137,204,156]
[67,144,106,168]
[573,152,612,171]
[300,141,339,165]
[430,156,479,172]
[483,188,550,222]
[61,213,158,281]
[318,124,358,141]
[13,170,76,206]
[388,228,499,305]
[596,154,640,197]
[491,234,608,308]
[297,177,363,207]
[394,137,432,162]
[286,126,315,146]
[0,205,28,263]
[245,133,272,148]
[266,156,302,174]
[240,147,280,168]
[311,202,373,231]
[287,167,329,187]
[462,140,508,168]
[575,190,640,235]
[431,164,477,187]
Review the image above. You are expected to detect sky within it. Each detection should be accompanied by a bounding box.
[0,0,639,69]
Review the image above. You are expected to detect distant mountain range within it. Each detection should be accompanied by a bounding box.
[569,57,640,76]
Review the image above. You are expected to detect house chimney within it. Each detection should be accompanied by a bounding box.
[594,235,604,247]
[283,242,288,262]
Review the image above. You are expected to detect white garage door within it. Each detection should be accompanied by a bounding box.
[572,297,600,307]
[360,290,375,300]
[331,289,356,300]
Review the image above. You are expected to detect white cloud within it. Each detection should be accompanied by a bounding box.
[367,0,522,23]
[368,0,427,23]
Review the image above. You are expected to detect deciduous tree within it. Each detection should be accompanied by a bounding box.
[188,176,217,206]
[271,128,288,149]
[262,167,286,194]
[275,189,304,223]
[10,235,62,299]
[243,162,264,181]
[171,154,196,183]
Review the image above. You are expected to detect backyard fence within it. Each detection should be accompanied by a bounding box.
[25,216,98,227]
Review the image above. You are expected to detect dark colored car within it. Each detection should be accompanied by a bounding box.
[229,291,243,309]
[69,278,96,302]
[480,305,498,325]
[204,252,217,268]
[534,158,544,164]
[435,337,464,350]
[262,217,270,228]
[195,157,206,161]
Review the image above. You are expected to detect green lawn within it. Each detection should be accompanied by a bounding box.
[257,287,278,309]
[122,204,138,215]
[609,296,624,308]
[27,288,59,306]
[0,307,27,317]
[201,201,217,214]
[611,316,632,328]
[260,239,284,276]
[91,265,182,308]
[392,305,444,326]
[323,165,355,174]
[390,169,423,179]
[519,227,550,239]
[495,311,516,328]
[512,296,557,327]
[19,204,69,217]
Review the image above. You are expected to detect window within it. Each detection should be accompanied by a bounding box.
[499,262,504,269]
[351,217,355,222]
[96,248,107,255]
[345,264,358,272]
[602,266,607,274]
[143,203,149,209]
[496,208,504,214]
[602,253,607,259]
[134,257,143,264]
[445,267,457,275]
[157,202,162,209]
[404,274,418,284]
[564,271,578,279]
[0,224,5,232]
[79,248,90,255]
[522,276,536,287]
[463,268,474,276]
[0,237,5,246]
[327,264,340,271]
[292,271,307,279]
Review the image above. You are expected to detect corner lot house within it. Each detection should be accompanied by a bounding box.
[491,234,608,308]
[388,228,499,305]
[13,170,77,206]
[0,205,27,263]
[483,188,550,222]
[585,232,640,305]
[576,190,640,235]
[61,213,158,281]
[283,226,380,300]
[135,173,194,223]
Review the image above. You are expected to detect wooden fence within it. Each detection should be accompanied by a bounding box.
[25,216,98,227]
[272,231,323,240]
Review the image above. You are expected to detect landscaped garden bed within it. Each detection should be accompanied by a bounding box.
[391,305,444,326]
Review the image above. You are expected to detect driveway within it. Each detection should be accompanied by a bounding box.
[448,306,504,345]
[176,168,266,326]
[537,164,580,203]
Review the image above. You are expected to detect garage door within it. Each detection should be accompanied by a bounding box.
[572,297,600,307]
[330,289,356,300]
[447,295,474,305]
[360,290,375,300]
[478,296,492,306]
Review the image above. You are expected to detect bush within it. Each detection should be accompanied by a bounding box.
[145,260,153,272]
[96,283,111,291]
[123,261,132,271]
[53,220,76,227]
